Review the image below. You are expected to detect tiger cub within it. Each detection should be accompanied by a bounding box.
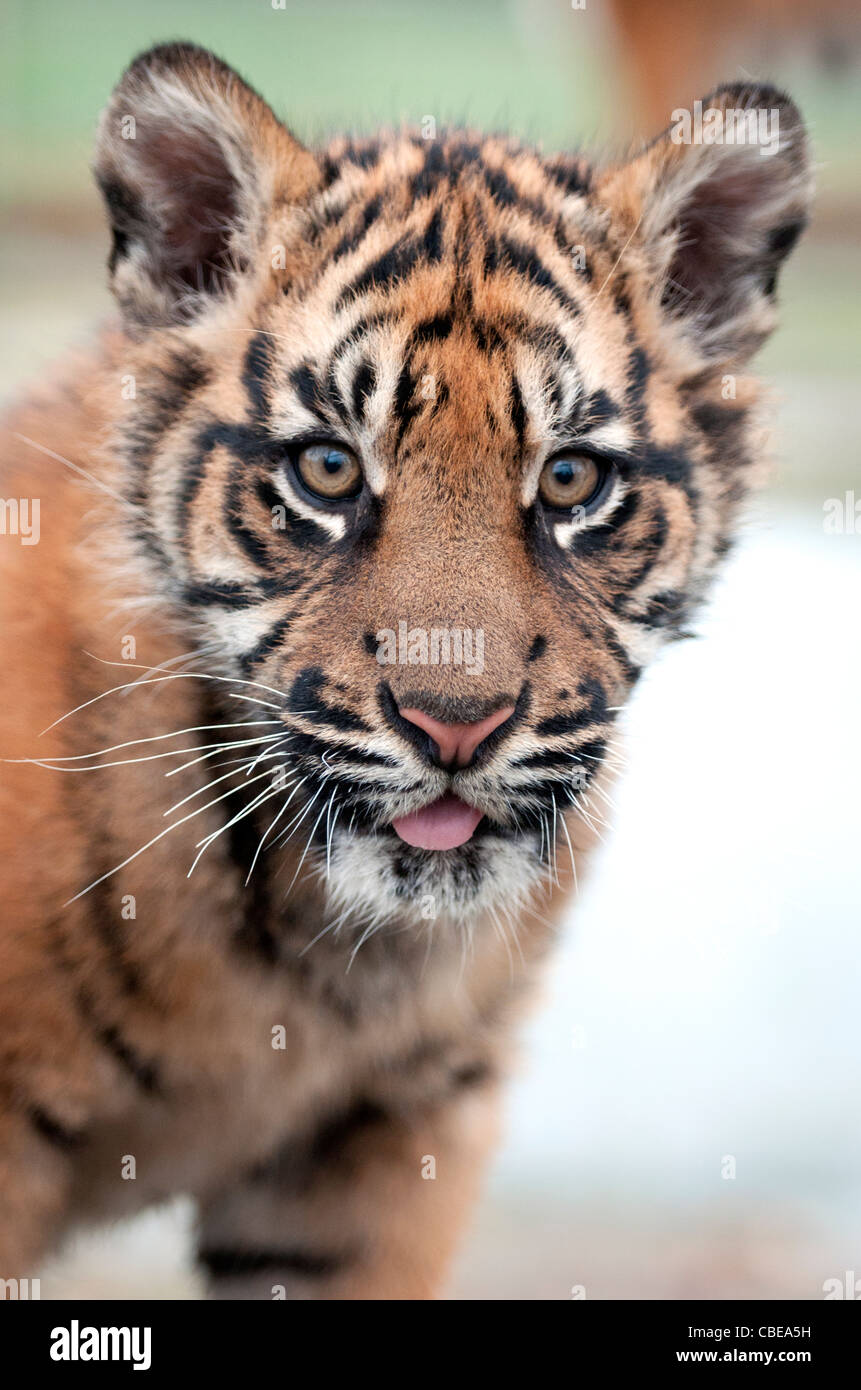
[0,44,809,1298]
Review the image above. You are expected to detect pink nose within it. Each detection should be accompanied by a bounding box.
[397,704,515,768]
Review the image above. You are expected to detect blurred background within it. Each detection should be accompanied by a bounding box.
[2,0,858,1299]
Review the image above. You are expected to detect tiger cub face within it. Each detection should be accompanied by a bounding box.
[94,44,810,925]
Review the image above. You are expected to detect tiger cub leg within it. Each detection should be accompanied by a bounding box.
[0,935,107,1280]
[197,1076,500,1300]
[0,1104,77,1280]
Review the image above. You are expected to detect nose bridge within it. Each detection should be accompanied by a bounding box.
[366,490,531,699]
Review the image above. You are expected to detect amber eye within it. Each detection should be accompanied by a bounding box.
[294,442,363,501]
[538,453,607,511]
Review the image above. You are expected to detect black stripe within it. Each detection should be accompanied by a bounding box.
[323,311,389,366]
[480,162,567,239]
[393,362,420,455]
[511,747,575,771]
[178,419,276,559]
[255,478,328,550]
[692,401,748,444]
[239,611,298,674]
[472,317,505,353]
[85,875,142,997]
[324,358,352,426]
[513,731,608,771]
[421,204,445,262]
[285,725,396,770]
[350,358,377,422]
[638,444,690,487]
[497,236,581,318]
[629,588,689,631]
[181,576,290,609]
[602,626,642,686]
[451,1060,494,1089]
[227,800,279,964]
[612,520,670,596]
[310,1097,388,1164]
[126,349,211,572]
[582,388,619,428]
[199,1245,351,1280]
[329,193,384,260]
[343,138,381,170]
[289,363,330,423]
[548,373,566,423]
[337,234,421,307]
[482,164,518,207]
[535,678,607,736]
[242,332,274,417]
[318,154,340,188]
[410,140,450,199]
[606,488,640,531]
[287,666,371,733]
[534,711,599,739]
[410,312,454,346]
[97,1021,160,1093]
[30,1106,85,1151]
[509,375,527,452]
[127,351,211,480]
[489,309,574,364]
[626,347,651,431]
[544,157,592,197]
[47,914,162,1095]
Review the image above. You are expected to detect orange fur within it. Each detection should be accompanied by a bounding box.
[0,46,810,1297]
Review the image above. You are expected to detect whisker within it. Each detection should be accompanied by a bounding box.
[120,643,222,692]
[324,792,340,879]
[10,721,280,764]
[283,796,331,898]
[12,431,142,514]
[246,734,291,775]
[164,760,296,818]
[271,782,327,852]
[18,733,286,774]
[227,692,284,711]
[559,811,579,896]
[41,668,289,737]
[245,775,311,886]
[63,766,281,906]
[187,779,282,876]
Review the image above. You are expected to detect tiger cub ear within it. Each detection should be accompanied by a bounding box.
[93,42,320,330]
[598,84,812,369]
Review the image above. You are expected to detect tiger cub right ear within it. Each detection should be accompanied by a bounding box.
[93,42,320,330]
[597,83,812,370]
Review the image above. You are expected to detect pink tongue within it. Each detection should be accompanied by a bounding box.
[392,795,483,851]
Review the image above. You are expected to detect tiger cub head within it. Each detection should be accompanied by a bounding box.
[93,43,811,926]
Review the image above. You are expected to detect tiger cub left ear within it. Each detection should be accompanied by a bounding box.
[598,83,812,368]
[93,42,321,330]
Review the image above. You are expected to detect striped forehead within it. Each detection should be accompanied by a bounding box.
[254,136,640,492]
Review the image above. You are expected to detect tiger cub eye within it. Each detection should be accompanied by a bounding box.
[295,443,362,500]
[538,453,605,510]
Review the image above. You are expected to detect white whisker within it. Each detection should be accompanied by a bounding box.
[41,667,288,737]
[245,775,311,886]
